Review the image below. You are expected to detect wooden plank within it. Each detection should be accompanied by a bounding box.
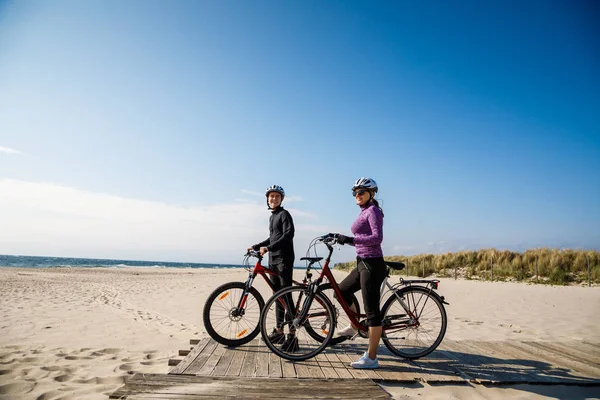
[211,346,235,376]
[467,341,554,384]
[183,339,219,375]
[572,341,600,359]
[110,374,392,399]
[302,358,326,379]
[409,355,467,384]
[316,352,339,379]
[293,360,313,379]
[434,340,501,383]
[268,351,283,378]
[238,343,258,377]
[169,337,210,375]
[377,346,445,383]
[196,344,226,376]
[281,359,296,378]
[524,341,600,368]
[504,341,600,382]
[122,394,227,399]
[254,345,269,377]
[582,341,600,350]
[324,351,354,379]
[224,348,246,377]
[336,353,370,379]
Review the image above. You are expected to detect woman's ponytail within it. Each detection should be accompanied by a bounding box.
[372,198,384,218]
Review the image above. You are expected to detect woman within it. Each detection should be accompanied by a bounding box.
[334,177,385,369]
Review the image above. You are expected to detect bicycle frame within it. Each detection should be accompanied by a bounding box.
[235,252,310,312]
[304,241,441,334]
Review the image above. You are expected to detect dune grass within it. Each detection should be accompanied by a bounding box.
[334,248,600,285]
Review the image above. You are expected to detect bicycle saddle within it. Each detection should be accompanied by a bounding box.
[300,257,323,263]
[385,261,406,270]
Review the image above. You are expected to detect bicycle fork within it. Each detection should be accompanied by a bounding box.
[233,274,256,317]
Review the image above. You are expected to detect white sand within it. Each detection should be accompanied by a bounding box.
[0,267,598,400]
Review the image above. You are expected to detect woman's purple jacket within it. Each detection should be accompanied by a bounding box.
[350,202,384,258]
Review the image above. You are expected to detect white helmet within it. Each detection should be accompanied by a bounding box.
[352,177,378,193]
[265,184,285,198]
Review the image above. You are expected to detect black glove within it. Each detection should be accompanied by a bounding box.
[336,234,354,245]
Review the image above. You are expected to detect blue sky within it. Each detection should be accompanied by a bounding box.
[1,0,598,264]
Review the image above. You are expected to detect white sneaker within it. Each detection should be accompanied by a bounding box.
[337,325,358,337]
[350,352,379,369]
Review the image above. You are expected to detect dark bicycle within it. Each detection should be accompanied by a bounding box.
[202,250,359,347]
[259,235,449,361]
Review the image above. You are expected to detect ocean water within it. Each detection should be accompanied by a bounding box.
[0,254,243,269]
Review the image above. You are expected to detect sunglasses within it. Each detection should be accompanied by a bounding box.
[352,189,368,197]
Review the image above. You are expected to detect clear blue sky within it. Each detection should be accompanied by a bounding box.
[1,0,598,264]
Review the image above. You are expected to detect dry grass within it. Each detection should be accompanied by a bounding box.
[334,248,599,285]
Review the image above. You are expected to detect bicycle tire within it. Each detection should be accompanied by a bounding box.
[381,286,447,359]
[260,286,335,361]
[304,283,360,345]
[203,281,265,347]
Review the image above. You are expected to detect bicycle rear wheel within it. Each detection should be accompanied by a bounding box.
[260,286,335,361]
[203,281,264,346]
[381,286,447,359]
[304,283,360,345]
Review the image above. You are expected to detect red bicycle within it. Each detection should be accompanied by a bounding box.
[202,250,359,346]
[259,235,449,361]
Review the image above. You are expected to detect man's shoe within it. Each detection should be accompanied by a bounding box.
[267,329,285,344]
[281,334,299,352]
[337,325,358,337]
[350,352,379,369]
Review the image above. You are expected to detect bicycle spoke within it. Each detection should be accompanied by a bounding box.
[261,286,334,361]
[203,282,264,346]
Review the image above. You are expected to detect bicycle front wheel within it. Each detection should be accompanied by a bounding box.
[202,281,264,347]
[381,286,447,359]
[260,286,335,361]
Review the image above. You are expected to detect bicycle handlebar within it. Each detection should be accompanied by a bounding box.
[318,233,339,246]
[245,250,263,260]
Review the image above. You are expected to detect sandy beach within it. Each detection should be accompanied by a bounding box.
[1,267,599,400]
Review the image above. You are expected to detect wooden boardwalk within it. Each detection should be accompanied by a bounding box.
[110,338,600,399]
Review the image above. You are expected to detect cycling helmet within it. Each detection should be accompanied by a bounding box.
[265,184,285,198]
[352,177,378,193]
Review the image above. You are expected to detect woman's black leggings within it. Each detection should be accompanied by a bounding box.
[338,256,387,327]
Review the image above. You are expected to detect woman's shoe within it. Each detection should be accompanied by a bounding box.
[350,352,379,369]
[337,325,358,337]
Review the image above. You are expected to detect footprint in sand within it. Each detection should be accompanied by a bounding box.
[0,381,35,396]
[140,360,163,366]
[54,374,75,382]
[498,323,523,333]
[97,348,122,355]
[467,321,483,326]
[118,363,136,371]
[64,355,94,360]
[63,366,81,374]
[41,365,62,372]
